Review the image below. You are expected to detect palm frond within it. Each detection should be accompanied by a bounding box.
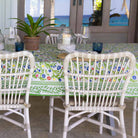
[10,14,58,37]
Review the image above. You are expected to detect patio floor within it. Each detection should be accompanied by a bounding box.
[0,96,137,138]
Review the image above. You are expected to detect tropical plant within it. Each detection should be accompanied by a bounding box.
[95,0,102,11]
[11,14,57,37]
[89,0,129,26]
[89,0,103,26]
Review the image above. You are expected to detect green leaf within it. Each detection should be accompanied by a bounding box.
[10,14,57,37]
[27,14,34,29]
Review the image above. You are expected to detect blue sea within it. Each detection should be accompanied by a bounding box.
[109,14,129,26]
[25,14,128,27]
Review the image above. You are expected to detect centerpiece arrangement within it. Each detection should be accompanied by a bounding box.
[58,28,76,53]
[12,14,56,50]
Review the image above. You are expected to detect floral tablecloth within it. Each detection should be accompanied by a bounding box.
[6,43,138,97]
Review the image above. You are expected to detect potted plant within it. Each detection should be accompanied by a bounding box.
[89,0,103,26]
[12,14,56,50]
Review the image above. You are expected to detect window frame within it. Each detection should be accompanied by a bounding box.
[18,0,138,43]
[88,0,138,42]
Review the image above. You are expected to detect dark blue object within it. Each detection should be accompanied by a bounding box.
[15,42,24,52]
[93,42,103,53]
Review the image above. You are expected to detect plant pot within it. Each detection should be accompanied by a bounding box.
[24,36,40,50]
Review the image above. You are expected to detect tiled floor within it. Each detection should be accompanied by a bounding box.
[0,96,137,138]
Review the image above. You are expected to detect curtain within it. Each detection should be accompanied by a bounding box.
[0,0,17,34]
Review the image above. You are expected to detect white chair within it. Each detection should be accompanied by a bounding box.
[49,51,136,138]
[45,34,59,44]
[0,51,35,138]
[74,33,88,44]
[132,98,138,136]
[75,26,89,44]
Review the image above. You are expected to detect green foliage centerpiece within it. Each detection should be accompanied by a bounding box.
[12,14,56,50]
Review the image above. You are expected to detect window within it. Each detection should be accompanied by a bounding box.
[25,0,44,24]
[82,1,93,27]
[83,0,103,26]
[109,0,130,26]
[53,0,70,27]
[19,0,137,42]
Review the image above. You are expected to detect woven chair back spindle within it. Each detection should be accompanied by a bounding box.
[45,34,59,44]
[63,52,136,111]
[0,51,35,107]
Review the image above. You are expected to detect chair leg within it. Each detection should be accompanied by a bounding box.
[52,37,55,44]
[119,110,126,138]
[24,108,31,138]
[63,109,69,138]
[80,38,82,44]
[82,39,84,44]
[42,96,45,100]
[132,98,137,136]
[99,113,104,134]
[49,96,54,133]
[24,109,27,131]
[106,111,116,136]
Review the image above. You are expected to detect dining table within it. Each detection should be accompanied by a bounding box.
[4,43,138,136]
[5,43,138,97]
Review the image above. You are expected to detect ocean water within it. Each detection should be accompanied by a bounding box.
[25,14,128,27]
[55,16,70,27]
[109,14,129,26]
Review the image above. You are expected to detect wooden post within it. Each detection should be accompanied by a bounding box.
[128,0,138,42]
[17,0,25,41]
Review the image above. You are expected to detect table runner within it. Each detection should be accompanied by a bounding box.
[6,43,138,97]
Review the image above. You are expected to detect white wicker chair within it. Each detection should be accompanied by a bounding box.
[0,51,35,138]
[49,51,136,138]
[132,98,138,136]
[74,33,88,44]
[45,34,59,44]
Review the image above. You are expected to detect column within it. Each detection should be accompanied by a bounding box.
[51,0,55,24]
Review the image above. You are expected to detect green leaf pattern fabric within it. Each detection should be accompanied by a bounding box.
[5,43,138,97]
